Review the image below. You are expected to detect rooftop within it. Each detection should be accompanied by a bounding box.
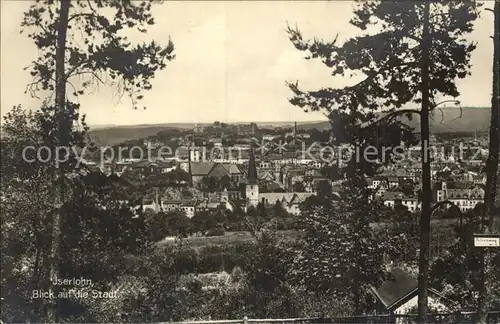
[370,268,417,309]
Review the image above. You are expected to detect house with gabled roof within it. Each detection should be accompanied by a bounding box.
[189,162,216,187]
[142,195,159,213]
[259,169,276,182]
[207,163,231,179]
[220,163,244,183]
[259,192,314,215]
[189,161,244,189]
[369,268,449,323]
[387,176,400,188]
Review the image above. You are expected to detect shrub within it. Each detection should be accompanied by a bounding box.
[206,224,225,237]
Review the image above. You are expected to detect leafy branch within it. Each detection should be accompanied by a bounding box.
[21,0,175,110]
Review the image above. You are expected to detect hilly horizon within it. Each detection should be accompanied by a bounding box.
[88,107,491,145]
[297,107,492,132]
[0,107,491,145]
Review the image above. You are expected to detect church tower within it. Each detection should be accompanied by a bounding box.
[246,144,259,208]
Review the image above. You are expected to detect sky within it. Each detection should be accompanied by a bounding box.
[0,0,495,126]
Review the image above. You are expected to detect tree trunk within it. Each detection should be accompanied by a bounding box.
[477,1,500,322]
[46,0,70,322]
[484,0,500,237]
[417,1,432,323]
[32,223,43,319]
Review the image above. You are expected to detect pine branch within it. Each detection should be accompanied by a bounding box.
[360,109,422,128]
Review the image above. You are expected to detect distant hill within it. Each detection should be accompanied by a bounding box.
[2,107,486,145]
[89,125,180,146]
[88,121,315,145]
[427,107,491,133]
[297,107,491,133]
[89,107,490,145]
[88,122,315,145]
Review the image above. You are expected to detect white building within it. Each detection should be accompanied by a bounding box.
[436,181,484,213]
[262,134,276,141]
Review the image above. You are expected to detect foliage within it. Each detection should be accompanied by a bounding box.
[206,225,226,237]
[219,175,232,191]
[226,205,246,230]
[287,2,480,319]
[145,210,191,240]
[316,179,334,198]
[292,182,306,192]
[192,208,227,235]
[272,200,289,219]
[217,229,299,318]
[384,206,420,264]
[430,220,500,312]
[292,186,389,314]
[58,173,151,283]
[286,1,479,177]
[201,176,218,192]
[1,106,81,322]
[144,169,191,187]
[287,0,479,123]
[1,106,152,322]
[21,0,175,110]
[15,1,176,321]
[79,250,181,322]
[199,175,233,193]
[181,187,194,198]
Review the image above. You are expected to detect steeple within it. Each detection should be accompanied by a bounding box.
[246,142,259,209]
[247,144,258,185]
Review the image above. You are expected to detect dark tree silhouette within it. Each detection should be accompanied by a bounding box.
[287,2,479,320]
[478,2,500,321]
[292,185,388,314]
[20,1,174,321]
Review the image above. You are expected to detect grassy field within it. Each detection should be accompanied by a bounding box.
[158,230,301,249]
[156,216,493,251]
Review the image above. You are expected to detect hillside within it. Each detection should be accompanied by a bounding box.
[89,125,182,146]
[426,107,491,132]
[88,121,309,145]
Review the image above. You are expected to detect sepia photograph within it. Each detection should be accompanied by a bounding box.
[1,0,499,323]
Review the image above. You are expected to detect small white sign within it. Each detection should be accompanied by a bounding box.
[474,237,500,247]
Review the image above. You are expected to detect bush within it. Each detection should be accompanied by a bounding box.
[167,242,256,274]
[206,224,225,237]
[172,248,199,274]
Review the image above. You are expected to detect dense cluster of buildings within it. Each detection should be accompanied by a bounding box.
[135,145,320,216]
[83,125,492,218]
[368,135,488,214]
